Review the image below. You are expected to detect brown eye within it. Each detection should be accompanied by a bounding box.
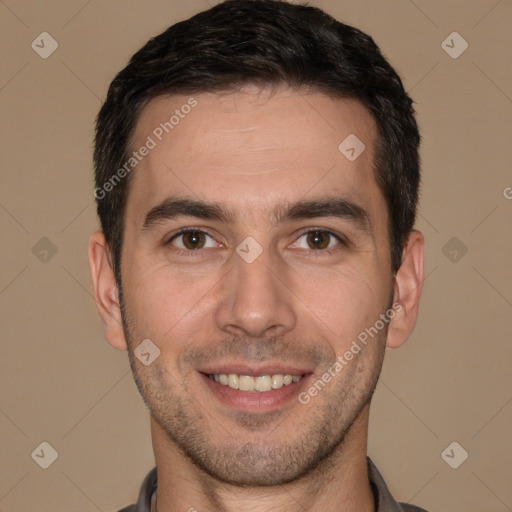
[182,231,206,249]
[169,230,218,251]
[306,231,331,250]
[291,230,343,254]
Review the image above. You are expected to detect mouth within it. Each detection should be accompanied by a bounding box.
[198,366,313,412]
[205,372,304,392]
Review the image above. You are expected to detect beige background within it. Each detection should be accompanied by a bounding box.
[1,0,511,511]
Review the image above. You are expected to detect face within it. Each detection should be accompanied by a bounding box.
[116,87,396,485]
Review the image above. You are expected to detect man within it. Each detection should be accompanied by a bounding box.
[88,0,427,510]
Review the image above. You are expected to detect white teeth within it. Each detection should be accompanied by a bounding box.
[228,373,239,390]
[271,374,284,389]
[239,375,255,391]
[209,373,303,392]
[255,375,272,392]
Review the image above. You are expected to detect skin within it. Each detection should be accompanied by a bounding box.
[88,86,424,512]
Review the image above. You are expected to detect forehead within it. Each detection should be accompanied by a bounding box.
[127,87,382,227]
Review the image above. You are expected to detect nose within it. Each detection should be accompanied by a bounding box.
[214,248,297,338]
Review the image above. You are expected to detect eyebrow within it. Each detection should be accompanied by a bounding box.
[142,196,372,234]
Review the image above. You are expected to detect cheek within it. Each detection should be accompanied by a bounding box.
[122,260,220,343]
[290,263,387,350]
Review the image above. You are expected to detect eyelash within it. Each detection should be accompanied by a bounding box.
[291,228,345,257]
[166,227,346,258]
[166,227,221,258]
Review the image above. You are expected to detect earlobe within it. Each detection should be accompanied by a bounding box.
[386,230,425,349]
[87,231,128,351]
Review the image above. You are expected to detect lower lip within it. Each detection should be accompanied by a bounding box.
[199,373,311,412]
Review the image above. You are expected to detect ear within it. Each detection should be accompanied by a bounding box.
[386,229,424,349]
[87,231,128,350]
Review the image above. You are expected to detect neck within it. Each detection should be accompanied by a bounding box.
[150,403,375,512]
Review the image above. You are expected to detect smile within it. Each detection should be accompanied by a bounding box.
[206,373,304,392]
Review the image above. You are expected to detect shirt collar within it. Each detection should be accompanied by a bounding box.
[367,456,407,511]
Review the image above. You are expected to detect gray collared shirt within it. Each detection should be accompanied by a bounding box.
[117,457,428,511]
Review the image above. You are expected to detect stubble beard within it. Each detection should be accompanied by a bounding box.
[119,287,387,487]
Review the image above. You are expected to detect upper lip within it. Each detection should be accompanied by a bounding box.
[199,362,313,377]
